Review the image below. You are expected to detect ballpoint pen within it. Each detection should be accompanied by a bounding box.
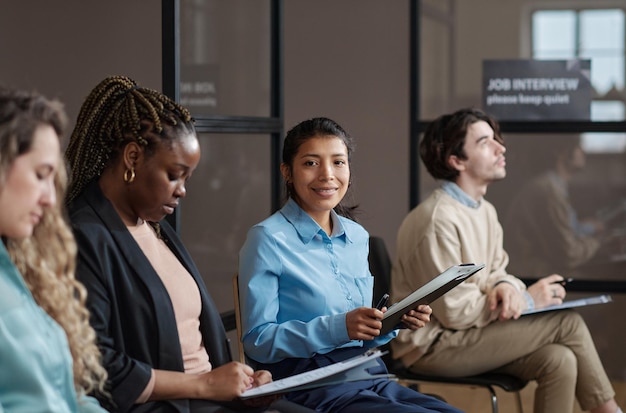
[376,293,390,310]
[552,277,574,287]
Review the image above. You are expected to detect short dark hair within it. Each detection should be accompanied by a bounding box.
[420,108,503,181]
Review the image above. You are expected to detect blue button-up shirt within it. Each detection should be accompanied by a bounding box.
[239,198,396,364]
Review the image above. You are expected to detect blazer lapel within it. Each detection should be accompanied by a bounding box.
[82,182,184,370]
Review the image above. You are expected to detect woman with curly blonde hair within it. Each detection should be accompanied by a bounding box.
[0,87,108,412]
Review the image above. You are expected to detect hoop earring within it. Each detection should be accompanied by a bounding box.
[123,168,136,183]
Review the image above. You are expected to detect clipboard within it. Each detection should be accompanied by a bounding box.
[381,263,485,334]
[521,294,613,316]
[240,349,387,399]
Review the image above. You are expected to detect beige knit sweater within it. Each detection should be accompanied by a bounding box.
[390,188,526,367]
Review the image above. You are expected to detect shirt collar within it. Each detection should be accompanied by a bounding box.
[280,198,350,244]
[441,180,481,209]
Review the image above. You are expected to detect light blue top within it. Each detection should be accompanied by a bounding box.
[441,180,481,208]
[0,243,105,413]
[239,198,396,364]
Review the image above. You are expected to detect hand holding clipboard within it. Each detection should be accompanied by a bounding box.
[380,263,485,334]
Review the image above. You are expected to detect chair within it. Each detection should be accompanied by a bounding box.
[233,275,322,413]
[368,236,528,413]
[232,273,246,364]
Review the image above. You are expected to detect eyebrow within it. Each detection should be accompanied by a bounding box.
[38,164,56,173]
[474,134,492,144]
[299,152,348,158]
[173,162,191,170]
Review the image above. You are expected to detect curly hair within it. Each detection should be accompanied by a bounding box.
[0,87,108,397]
[65,75,194,205]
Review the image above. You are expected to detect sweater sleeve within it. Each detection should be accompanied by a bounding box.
[394,196,524,332]
[423,216,498,330]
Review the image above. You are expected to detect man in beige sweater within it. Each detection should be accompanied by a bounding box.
[391,108,620,413]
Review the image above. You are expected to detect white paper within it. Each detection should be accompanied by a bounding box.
[521,294,613,316]
[240,349,384,399]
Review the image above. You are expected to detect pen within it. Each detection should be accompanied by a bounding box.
[552,277,574,287]
[376,293,390,310]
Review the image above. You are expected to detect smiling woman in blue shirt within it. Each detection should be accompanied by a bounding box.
[238,117,463,413]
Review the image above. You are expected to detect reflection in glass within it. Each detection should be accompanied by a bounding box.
[180,134,272,312]
[418,0,626,384]
[180,0,271,117]
[503,135,605,277]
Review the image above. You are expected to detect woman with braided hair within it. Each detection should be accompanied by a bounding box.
[0,87,107,412]
[65,76,312,413]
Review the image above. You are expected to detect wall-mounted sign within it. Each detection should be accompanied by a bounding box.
[180,64,219,115]
[482,59,591,120]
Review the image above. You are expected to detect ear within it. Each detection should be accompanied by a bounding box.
[448,155,466,172]
[122,142,143,169]
[280,163,291,183]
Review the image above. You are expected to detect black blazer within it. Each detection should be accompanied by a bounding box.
[69,182,232,412]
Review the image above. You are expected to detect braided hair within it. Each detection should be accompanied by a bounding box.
[65,75,194,205]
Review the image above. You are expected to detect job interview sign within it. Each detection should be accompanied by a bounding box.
[482,59,592,121]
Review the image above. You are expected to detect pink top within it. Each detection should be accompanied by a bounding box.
[127,221,211,402]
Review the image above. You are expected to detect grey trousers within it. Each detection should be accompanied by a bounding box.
[409,310,615,412]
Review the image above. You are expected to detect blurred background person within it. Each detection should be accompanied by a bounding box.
[504,134,605,277]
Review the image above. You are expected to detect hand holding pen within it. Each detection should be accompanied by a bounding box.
[346,298,391,341]
[528,274,572,309]
[374,293,431,331]
[375,293,390,310]
[549,277,573,299]
[552,277,574,287]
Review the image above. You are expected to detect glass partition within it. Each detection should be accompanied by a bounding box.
[180,0,271,117]
[417,0,626,272]
[492,134,624,279]
[180,133,273,313]
[417,0,626,382]
[420,0,626,123]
